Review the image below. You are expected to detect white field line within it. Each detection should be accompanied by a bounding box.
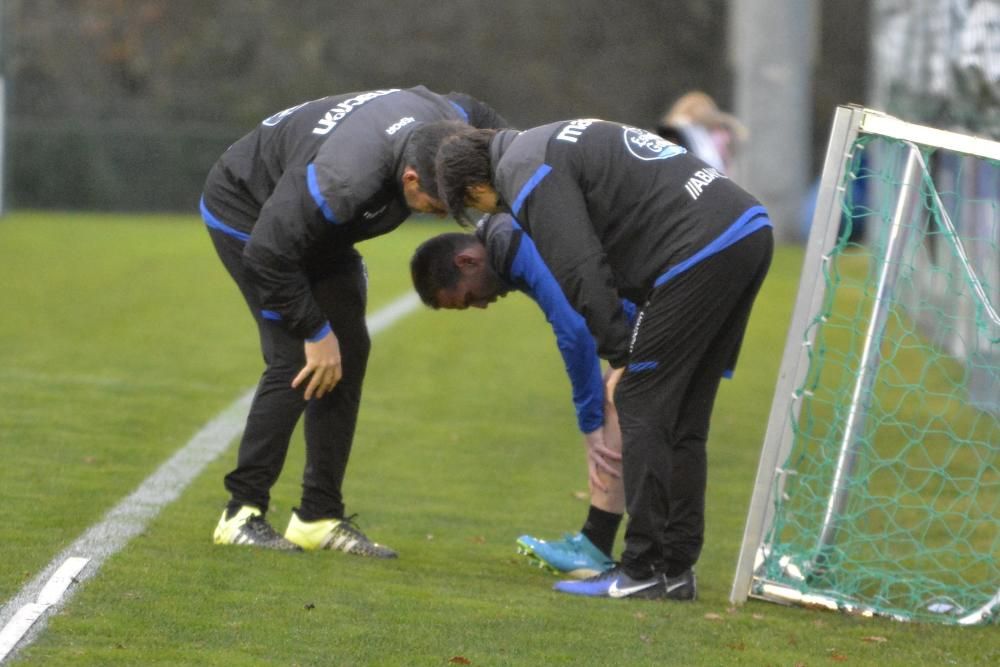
[0,369,225,394]
[0,291,422,663]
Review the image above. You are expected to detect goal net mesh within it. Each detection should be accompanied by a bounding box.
[754,132,999,625]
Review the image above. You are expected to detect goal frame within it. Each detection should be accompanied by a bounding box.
[730,104,1000,624]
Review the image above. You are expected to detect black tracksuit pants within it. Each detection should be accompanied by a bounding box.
[616,228,773,579]
[202,178,369,521]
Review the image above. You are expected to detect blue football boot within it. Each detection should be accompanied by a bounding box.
[516,531,614,579]
[553,566,697,601]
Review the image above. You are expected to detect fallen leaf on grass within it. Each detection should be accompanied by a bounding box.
[727,642,746,651]
[704,613,724,621]
[572,491,588,500]
[861,636,887,643]
[829,650,848,662]
[448,657,471,665]
[468,535,486,544]
[752,613,765,620]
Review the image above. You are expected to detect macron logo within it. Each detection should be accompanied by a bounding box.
[386,116,415,135]
[312,89,400,136]
[556,118,597,143]
[363,204,389,220]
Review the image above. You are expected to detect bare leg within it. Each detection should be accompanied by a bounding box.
[589,388,625,514]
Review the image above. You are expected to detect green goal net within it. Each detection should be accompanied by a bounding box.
[732,106,999,626]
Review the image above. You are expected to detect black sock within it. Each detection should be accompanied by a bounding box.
[581,505,622,558]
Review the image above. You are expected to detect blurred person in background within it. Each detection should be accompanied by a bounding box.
[655,90,747,176]
[201,87,507,556]
[410,213,638,579]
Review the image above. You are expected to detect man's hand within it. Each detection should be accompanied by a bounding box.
[291,330,342,400]
[583,428,622,492]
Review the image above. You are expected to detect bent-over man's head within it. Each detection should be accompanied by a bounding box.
[410,232,509,309]
[401,120,473,216]
[434,128,501,226]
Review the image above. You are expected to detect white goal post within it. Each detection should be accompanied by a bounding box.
[730,105,1000,625]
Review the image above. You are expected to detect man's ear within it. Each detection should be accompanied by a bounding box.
[453,245,485,271]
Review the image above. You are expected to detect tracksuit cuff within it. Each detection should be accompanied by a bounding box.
[306,321,332,342]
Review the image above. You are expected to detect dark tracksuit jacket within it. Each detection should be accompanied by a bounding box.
[486,120,773,576]
[478,213,636,435]
[201,87,507,518]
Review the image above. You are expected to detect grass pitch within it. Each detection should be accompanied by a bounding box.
[1,212,996,665]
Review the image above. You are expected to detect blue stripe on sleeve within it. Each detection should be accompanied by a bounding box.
[448,100,469,122]
[627,361,659,372]
[511,164,553,216]
[510,234,604,433]
[200,197,251,243]
[261,310,282,321]
[306,164,340,224]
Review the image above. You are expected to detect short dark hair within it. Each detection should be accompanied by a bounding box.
[404,120,472,199]
[410,232,480,307]
[435,128,496,226]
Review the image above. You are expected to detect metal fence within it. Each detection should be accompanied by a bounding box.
[870,0,999,413]
[870,0,1000,138]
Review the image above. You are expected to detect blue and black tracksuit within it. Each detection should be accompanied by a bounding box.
[485,120,773,578]
[200,87,506,519]
[477,213,637,435]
